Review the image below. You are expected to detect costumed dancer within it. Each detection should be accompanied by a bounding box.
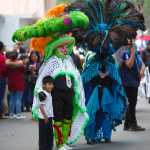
[12,5,89,150]
[66,0,145,143]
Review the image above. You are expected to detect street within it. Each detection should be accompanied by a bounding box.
[0,97,150,150]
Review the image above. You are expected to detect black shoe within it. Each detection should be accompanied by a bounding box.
[124,126,130,131]
[104,138,111,143]
[123,124,130,131]
[86,139,96,145]
[129,125,145,131]
[148,98,150,104]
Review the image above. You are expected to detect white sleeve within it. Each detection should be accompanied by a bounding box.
[39,101,46,105]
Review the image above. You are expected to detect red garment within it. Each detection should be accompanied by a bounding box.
[6,61,25,91]
[0,52,6,77]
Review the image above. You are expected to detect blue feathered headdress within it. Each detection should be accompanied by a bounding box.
[66,0,145,56]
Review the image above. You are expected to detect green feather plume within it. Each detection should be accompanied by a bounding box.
[12,11,89,42]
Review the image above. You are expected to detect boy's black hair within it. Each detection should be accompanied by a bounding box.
[42,76,54,85]
[38,91,47,102]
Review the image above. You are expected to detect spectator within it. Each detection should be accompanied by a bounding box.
[14,42,26,53]
[142,41,150,69]
[0,41,6,119]
[6,51,26,119]
[116,39,145,131]
[23,51,41,112]
[141,41,150,103]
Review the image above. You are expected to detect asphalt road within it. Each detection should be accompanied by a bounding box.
[0,97,150,150]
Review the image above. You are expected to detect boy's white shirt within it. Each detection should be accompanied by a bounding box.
[38,90,54,119]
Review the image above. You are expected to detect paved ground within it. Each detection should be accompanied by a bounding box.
[0,97,150,150]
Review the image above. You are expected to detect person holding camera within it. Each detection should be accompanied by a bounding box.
[116,39,145,131]
[5,51,27,119]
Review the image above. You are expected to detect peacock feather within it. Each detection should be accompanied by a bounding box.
[66,0,145,54]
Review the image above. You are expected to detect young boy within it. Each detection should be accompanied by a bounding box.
[38,76,54,150]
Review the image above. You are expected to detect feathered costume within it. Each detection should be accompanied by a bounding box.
[12,6,89,149]
[65,0,145,143]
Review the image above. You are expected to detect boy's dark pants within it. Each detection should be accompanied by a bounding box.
[39,118,53,150]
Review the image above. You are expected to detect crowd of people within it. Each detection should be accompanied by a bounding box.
[0,41,42,119]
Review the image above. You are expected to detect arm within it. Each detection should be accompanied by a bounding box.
[139,62,145,79]
[125,47,135,69]
[6,59,24,68]
[39,104,48,123]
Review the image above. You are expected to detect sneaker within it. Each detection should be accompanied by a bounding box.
[129,125,145,131]
[58,146,67,150]
[64,144,73,150]
[15,114,26,119]
[3,113,10,119]
[9,114,16,119]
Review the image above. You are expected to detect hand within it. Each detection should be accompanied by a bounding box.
[44,117,49,124]
[29,65,33,69]
[130,47,135,54]
[99,71,109,79]
[22,58,28,65]
[32,71,36,75]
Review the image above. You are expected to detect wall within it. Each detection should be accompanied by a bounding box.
[0,0,57,50]
[0,16,20,50]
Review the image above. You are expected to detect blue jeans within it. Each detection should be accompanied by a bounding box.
[9,91,23,114]
[0,77,6,114]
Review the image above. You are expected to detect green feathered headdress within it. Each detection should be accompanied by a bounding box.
[12,11,89,59]
[12,11,89,42]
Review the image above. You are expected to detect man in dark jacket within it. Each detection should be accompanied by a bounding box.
[116,40,145,131]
